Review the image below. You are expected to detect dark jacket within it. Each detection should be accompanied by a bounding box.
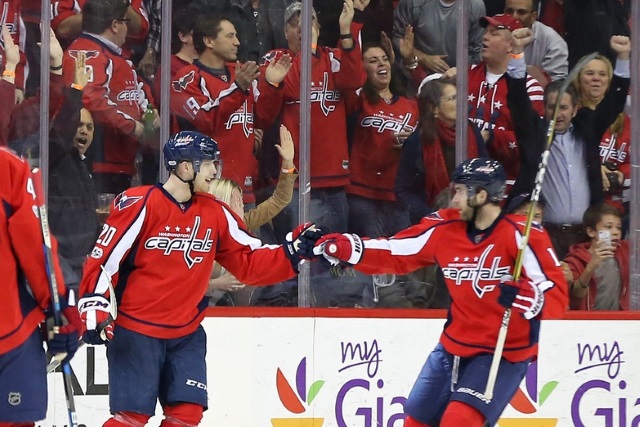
[507,71,630,209]
[48,88,100,271]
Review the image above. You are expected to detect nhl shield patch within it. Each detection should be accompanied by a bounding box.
[8,392,21,406]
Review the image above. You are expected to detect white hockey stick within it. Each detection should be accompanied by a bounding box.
[32,168,79,427]
[483,52,599,402]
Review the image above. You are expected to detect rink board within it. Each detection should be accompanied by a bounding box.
[41,311,640,427]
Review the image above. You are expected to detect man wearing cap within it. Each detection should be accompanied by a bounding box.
[504,0,568,83]
[392,0,486,73]
[258,0,368,238]
[455,13,545,195]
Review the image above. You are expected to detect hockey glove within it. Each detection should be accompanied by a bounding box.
[45,306,83,362]
[284,222,324,272]
[313,233,364,267]
[498,275,544,320]
[78,294,115,345]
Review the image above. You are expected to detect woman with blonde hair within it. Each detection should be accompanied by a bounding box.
[572,53,630,216]
[207,125,297,305]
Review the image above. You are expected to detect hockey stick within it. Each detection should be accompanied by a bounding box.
[47,265,118,374]
[483,52,599,401]
[31,168,79,427]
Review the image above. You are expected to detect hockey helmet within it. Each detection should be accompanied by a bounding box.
[451,158,506,203]
[163,131,221,175]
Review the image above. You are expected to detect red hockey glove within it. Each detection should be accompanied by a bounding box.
[313,233,364,266]
[45,306,83,363]
[78,294,115,345]
[498,275,544,320]
[284,222,324,272]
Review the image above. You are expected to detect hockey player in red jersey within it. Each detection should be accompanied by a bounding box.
[314,158,568,427]
[0,148,82,426]
[78,131,322,427]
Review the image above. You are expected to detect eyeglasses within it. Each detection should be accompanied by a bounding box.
[504,7,533,15]
[115,17,131,23]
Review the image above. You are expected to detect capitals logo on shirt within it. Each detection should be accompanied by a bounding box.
[225,100,254,138]
[441,244,511,298]
[310,72,340,116]
[172,70,195,92]
[144,216,214,269]
[360,111,415,134]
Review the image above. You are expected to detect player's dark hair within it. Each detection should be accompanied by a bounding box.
[172,8,198,54]
[417,76,457,145]
[193,15,232,55]
[82,0,128,34]
[360,43,406,104]
[582,203,621,230]
[544,79,579,107]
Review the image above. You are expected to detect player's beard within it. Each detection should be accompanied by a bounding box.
[460,204,474,222]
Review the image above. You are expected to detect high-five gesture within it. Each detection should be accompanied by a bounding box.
[339,0,355,34]
[610,35,631,60]
[265,53,292,86]
[73,50,91,88]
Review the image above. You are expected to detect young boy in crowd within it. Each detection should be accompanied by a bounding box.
[561,203,629,310]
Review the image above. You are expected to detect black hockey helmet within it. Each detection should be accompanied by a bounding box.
[163,131,221,175]
[451,158,506,203]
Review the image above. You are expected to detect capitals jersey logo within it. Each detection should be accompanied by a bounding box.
[114,193,143,211]
[172,70,195,92]
[144,216,213,269]
[311,72,340,116]
[441,244,511,298]
[68,49,100,60]
[225,100,253,138]
[360,112,415,134]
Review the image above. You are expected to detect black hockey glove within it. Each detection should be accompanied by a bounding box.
[283,222,324,272]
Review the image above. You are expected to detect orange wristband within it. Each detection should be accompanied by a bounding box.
[71,83,84,91]
[2,70,16,78]
[281,167,296,174]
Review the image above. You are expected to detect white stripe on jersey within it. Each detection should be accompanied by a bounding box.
[515,230,554,292]
[222,207,280,251]
[329,51,341,73]
[364,227,436,256]
[200,79,239,112]
[95,206,147,295]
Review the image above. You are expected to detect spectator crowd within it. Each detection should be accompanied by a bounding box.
[0,0,634,310]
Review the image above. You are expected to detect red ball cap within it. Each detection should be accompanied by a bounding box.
[479,14,523,32]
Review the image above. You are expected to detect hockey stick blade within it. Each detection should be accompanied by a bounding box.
[483,52,599,402]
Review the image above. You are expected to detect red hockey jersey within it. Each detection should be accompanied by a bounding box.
[258,22,367,189]
[467,63,544,183]
[599,113,631,211]
[63,33,153,175]
[0,148,67,354]
[51,0,149,56]
[79,185,297,339]
[345,91,418,201]
[170,61,281,204]
[353,208,568,362]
